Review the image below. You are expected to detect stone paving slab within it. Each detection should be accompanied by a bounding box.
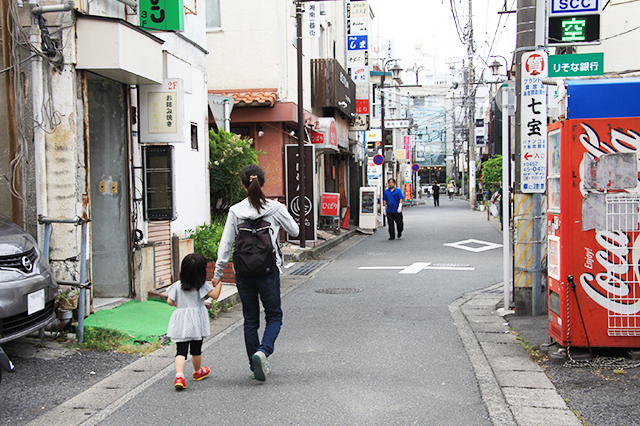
[470,322,512,333]
[481,342,529,357]
[474,332,520,344]
[494,370,556,389]
[502,387,569,409]
[511,406,583,426]
[466,314,509,324]
[489,356,543,372]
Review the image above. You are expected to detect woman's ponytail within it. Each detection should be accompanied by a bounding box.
[241,164,266,212]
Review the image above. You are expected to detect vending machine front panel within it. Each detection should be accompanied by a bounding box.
[547,117,640,348]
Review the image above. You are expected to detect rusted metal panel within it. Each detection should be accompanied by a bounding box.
[311,59,356,117]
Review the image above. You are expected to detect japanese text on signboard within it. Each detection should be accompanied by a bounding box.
[520,51,548,193]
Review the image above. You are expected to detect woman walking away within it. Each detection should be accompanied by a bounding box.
[447,181,456,200]
[212,164,299,382]
[167,253,222,390]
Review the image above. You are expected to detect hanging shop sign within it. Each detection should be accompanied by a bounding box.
[140,0,185,32]
[139,78,184,143]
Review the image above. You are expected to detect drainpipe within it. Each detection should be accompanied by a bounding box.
[30,27,47,243]
[30,0,74,14]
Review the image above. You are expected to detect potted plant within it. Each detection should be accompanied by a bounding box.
[55,288,79,310]
[187,218,235,283]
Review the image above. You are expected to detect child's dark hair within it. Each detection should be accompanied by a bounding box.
[241,164,266,212]
[180,253,207,291]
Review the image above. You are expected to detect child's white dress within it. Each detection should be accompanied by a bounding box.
[166,281,213,342]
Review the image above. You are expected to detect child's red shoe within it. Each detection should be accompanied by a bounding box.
[192,366,211,381]
[174,375,187,390]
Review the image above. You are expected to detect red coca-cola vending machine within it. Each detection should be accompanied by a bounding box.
[547,116,640,348]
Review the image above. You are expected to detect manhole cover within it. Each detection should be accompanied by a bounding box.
[355,252,385,256]
[316,287,364,294]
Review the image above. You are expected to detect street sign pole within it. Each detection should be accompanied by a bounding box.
[296,1,306,248]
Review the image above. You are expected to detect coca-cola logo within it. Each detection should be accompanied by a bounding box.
[579,122,640,314]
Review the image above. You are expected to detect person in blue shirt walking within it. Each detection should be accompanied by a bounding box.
[383,178,404,240]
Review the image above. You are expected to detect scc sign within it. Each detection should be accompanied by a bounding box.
[551,0,599,14]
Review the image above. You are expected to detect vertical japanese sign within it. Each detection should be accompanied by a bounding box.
[347,1,370,131]
[520,50,548,193]
[139,78,184,143]
[285,145,317,242]
[303,2,319,38]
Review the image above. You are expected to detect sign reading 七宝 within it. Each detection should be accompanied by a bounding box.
[520,51,548,193]
[549,52,603,77]
[140,0,184,31]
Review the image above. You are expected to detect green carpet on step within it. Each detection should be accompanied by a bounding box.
[83,299,175,343]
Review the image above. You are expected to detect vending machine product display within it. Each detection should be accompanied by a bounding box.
[547,116,640,348]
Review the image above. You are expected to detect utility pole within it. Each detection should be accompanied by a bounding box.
[467,0,476,209]
[296,1,306,248]
[513,0,544,315]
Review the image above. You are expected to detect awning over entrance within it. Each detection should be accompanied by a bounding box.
[76,14,164,85]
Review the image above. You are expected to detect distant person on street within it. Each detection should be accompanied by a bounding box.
[432,183,440,207]
[213,164,299,382]
[491,186,503,230]
[166,253,222,390]
[383,178,404,240]
[447,181,456,200]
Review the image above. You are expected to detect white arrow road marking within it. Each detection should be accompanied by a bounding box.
[359,262,475,274]
[443,238,503,252]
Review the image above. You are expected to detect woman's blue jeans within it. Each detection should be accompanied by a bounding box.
[235,271,282,369]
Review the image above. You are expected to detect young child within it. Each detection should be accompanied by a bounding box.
[166,253,222,390]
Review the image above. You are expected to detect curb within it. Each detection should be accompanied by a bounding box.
[450,283,582,426]
[284,228,357,262]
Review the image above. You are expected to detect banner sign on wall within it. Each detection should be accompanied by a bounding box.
[520,50,548,193]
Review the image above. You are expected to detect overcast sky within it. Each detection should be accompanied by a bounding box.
[368,0,517,83]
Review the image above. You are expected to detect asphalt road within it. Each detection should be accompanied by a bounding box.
[98,199,505,426]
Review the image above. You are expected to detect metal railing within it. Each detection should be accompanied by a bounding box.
[38,215,90,343]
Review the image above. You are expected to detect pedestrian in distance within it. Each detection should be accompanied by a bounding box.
[166,252,222,390]
[432,183,440,207]
[383,178,404,240]
[213,164,299,382]
[491,186,503,230]
[447,181,456,200]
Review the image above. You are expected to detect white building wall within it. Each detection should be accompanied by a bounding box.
[206,0,347,109]
[144,8,211,238]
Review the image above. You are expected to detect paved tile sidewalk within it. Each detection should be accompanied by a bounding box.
[450,284,582,426]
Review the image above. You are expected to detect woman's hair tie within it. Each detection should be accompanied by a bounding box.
[249,175,258,182]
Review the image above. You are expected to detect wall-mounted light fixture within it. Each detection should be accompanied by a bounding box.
[257,124,264,137]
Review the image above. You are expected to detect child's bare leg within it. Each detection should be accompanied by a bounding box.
[192,355,202,372]
[175,355,186,375]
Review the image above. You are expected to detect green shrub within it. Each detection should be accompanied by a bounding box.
[482,155,502,184]
[209,129,260,218]
[187,217,227,263]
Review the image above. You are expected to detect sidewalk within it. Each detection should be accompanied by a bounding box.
[450,284,581,426]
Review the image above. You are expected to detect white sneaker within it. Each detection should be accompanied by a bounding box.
[252,351,269,382]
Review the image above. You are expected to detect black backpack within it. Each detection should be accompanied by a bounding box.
[233,217,277,277]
